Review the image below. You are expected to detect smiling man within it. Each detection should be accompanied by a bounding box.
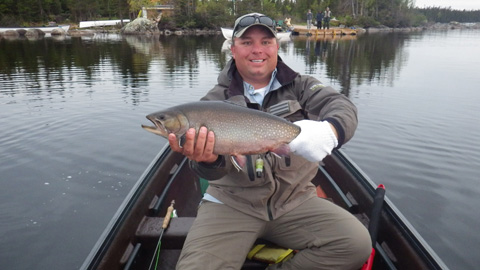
[230,22,279,89]
[171,13,370,270]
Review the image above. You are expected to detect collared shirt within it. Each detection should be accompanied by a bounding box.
[244,68,281,105]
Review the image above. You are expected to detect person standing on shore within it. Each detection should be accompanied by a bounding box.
[316,10,324,30]
[323,7,332,29]
[285,17,293,31]
[306,9,313,30]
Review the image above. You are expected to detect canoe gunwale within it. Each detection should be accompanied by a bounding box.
[80,145,173,270]
[327,150,449,270]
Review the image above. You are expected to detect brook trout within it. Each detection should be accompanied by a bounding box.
[141,97,300,156]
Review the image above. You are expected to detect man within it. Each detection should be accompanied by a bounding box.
[316,10,324,30]
[171,13,371,270]
[306,9,313,30]
[284,17,292,31]
[324,7,332,29]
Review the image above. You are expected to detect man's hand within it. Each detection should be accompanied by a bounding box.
[288,120,338,162]
[168,126,218,163]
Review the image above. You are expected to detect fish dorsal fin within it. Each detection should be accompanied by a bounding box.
[225,95,248,107]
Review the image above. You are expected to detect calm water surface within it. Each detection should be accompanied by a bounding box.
[0,30,479,270]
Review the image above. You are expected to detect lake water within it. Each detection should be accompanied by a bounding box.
[1,29,479,270]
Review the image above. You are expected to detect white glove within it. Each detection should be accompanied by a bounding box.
[288,120,338,162]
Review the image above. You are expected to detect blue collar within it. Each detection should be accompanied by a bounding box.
[244,68,282,104]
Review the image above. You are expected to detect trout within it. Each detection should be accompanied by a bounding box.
[141,97,300,156]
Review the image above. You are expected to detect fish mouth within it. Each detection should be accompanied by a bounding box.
[141,115,168,137]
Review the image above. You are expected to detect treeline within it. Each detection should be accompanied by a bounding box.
[0,0,130,25]
[416,7,480,23]
[0,0,478,29]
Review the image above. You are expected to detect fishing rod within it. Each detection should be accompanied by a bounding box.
[148,200,175,270]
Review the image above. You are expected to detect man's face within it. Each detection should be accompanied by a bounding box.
[231,26,279,86]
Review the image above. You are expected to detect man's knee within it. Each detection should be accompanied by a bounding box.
[320,216,371,269]
[342,224,372,268]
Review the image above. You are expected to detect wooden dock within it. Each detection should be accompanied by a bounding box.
[292,25,357,36]
[292,34,357,41]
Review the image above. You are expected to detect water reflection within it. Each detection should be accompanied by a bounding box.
[0,32,415,100]
[287,32,411,95]
[314,39,329,59]
[2,30,480,270]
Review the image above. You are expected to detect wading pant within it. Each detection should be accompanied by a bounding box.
[176,197,371,270]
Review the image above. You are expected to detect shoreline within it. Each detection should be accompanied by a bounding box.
[2,22,479,39]
[71,21,480,36]
[363,21,480,33]
[68,28,221,37]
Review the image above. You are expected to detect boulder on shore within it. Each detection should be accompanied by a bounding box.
[121,18,159,35]
[3,30,19,37]
[51,28,67,36]
[26,29,46,38]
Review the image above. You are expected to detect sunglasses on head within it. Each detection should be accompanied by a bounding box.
[234,15,276,33]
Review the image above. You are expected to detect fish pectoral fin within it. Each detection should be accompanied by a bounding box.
[270,152,282,158]
[230,155,246,172]
[271,144,291,157]
[178,134,187,148]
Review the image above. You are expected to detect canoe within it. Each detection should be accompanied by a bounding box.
[0,25,70,34]
[221,27,292,41]
[79,20,131,28]
[81,145,449,270]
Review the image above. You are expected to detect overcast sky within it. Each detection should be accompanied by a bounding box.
[414,0,480,10]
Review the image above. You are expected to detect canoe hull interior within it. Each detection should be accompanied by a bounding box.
[81,146,448,270]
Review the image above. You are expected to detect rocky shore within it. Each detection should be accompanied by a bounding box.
[120,18,220,36]
[0,27,68,38]
[2,18,479,40]
[72,20,480,37]
[66,18,220,37]
[364,21,480,33]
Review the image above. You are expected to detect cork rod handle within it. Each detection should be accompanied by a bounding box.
[162,200,175,229]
